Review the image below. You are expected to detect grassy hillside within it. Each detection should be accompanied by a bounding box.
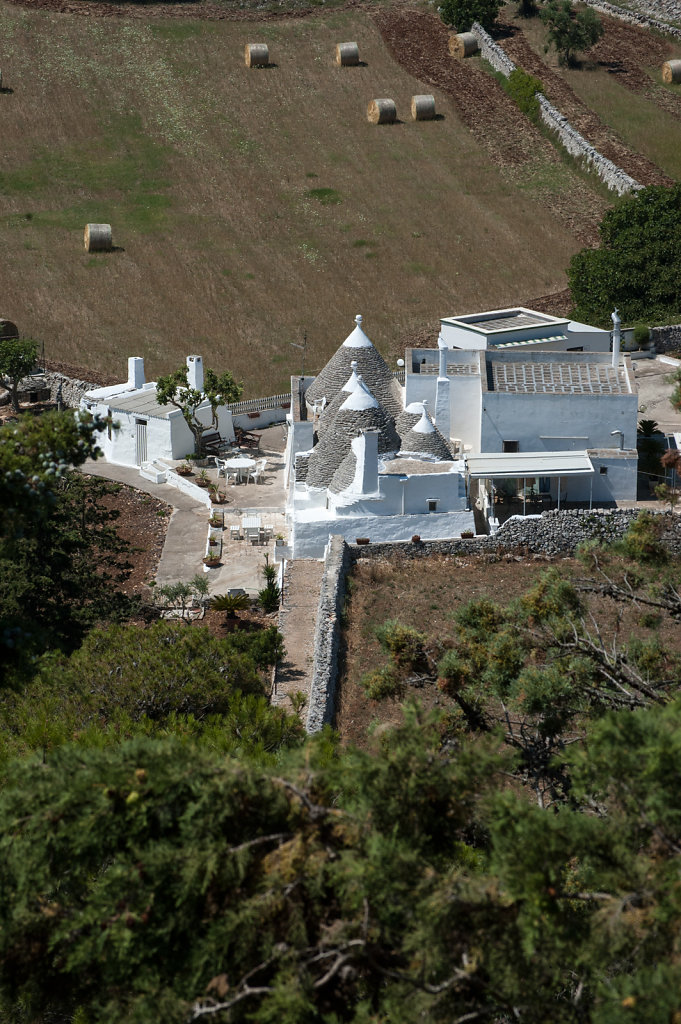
[0,2,598,393]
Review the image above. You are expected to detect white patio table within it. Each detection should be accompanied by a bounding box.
[242,514,262,544]
[222,456,256,483]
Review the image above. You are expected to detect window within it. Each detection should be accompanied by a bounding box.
[107,408,112,440]
[427,499,438,513]
[599,466,608,475]
[567,346,584,352]
[502,440,519,453]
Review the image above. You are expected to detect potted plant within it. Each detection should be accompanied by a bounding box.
[275,533,286,547]
[203,554,221,567]
[356,537,370,545]
[208,538,219,548]
[176,461,193,477]
[195,468,211,488]
[209,514,223,528]
[210,485,226,504]
[461,530,474,539]
[411,534,421,543]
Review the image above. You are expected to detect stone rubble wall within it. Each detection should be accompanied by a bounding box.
[471,20,516,76]
[536,95,642,195]
[306,535,353,734]
[581,0,681,39]
[651,325,681,355]
[470,22,642,195]
[306,510,681,729]
[41,370,100,408]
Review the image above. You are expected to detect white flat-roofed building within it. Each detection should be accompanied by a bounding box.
[81,355,235,468]
[439,306,610,353]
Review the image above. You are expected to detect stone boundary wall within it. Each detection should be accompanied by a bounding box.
[581,1,681,39]
[42,370,100,408]
[306,509,681,729]
[536,95,642,195]
[651,325,681,355]
[471,20,516,76]
[306,535,353,734]
[471,22,642,195]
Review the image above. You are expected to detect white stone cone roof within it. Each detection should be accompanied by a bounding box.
[306,381,400,489]
[317,362,360,438]
[399,404,452,461]
[305,313,402,417]
[395,401,425,437]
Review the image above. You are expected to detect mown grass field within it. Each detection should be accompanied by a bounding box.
[0,1,660,393]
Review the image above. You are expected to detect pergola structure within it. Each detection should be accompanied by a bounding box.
[466,451,595,516]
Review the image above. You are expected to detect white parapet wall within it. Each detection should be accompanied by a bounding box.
[292,509,476,559]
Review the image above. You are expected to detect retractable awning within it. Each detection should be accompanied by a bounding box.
[466,451,594,479]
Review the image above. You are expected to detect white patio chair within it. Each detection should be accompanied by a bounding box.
[215,458,228,479]
[229,524,241,541]
[248,458,268,485]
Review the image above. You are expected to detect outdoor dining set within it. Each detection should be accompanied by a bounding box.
[229,515,274,545]
[215,456,268,486]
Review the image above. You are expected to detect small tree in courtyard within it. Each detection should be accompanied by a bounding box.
[0,337,38,413]
[541,0,603,66]
[156,363,242,456]
[439,0,503,32]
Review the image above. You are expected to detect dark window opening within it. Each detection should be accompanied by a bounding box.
[502,440,519,453]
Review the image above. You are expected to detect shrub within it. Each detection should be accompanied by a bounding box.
[258,584,281,614]
[210,592,251,618]
[633,323,650,347]
[616,512,667,564]
[505,68,543,120]
[439,0,503,31]
[361,665,403,700]
[375,619,427,669]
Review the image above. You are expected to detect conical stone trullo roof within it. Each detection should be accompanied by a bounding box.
[399,404,453,461]
[306,379,400,489]
[305,314,403,418]
[395,401,426,438]
[317,361,360,438]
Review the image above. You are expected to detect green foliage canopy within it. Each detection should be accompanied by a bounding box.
[156,364,243,456]
[0,337,37,413]
[540,0,604,66]
[438,0,503,31]
[569,184,681,326]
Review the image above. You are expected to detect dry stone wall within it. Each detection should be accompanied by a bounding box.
[581,0,681,39]
[307,535,353,734]
[471,22,642,195]
[651,325,681,354]
[42,370,100,408]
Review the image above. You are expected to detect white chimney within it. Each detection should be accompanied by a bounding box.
[438,336,447,379]
[127,357,145,390]
[187,355,204,393]
[611,309,621,369]
[351,429,379,494]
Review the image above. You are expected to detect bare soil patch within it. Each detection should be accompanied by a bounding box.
[337,549,680,750]
[98,483,170,595]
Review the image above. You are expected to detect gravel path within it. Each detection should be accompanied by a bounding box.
[273,559,325,719]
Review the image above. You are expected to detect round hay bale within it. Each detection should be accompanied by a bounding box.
[336,41,360,66]
[448,32,479,58]
[83,223,112,252]
[411,94,436,121]
[367,98,396,125]
[245,43,269,68]
[662,60,681,84]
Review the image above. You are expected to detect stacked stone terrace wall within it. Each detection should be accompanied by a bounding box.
[41,371,99,408]
[581,0,681,39]
[651,325,681,355]
[307,510,681,729]
[307,535,353,734]
[471,22,642,195]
